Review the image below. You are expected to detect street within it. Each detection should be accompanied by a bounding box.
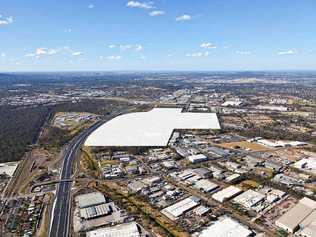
[48,107,134,237]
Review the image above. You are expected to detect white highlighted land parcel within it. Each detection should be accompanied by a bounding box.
[84,108,220,147]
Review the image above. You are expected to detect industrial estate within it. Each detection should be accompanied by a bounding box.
[0,72,315,237]
[2,0,316,235]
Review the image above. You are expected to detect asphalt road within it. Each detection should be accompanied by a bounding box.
[48,107,134,237]
[48,121,103,237]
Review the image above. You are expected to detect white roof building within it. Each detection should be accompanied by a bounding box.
[294,158,316,175]
[275,197,316,234]
[225,173,241,183]
[233,189,265,209]
[161,196,200,220]
[76,192,106,209]
[0,161,19,177]
[221,100,243,107]
[198,216,253,237]
[301,218,316,237]
[79,203,112,220]
[265,189,286,203]
[85,108,220,147]
[177,169,195,180]
[194,179,219,193]
[86,221,141,237]
[256,139,307,148]
[212,186,242,203]
[187,154,208,163]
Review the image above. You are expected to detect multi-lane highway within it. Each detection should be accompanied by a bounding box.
[48,121,103,237]
[48,107,134,237]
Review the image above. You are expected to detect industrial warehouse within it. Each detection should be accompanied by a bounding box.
[198,216,254,237]
[161,196,201,221]
[84,108,220,147]
[275,197,316,235]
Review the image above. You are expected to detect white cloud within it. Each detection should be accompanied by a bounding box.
[186,51,209,57]
[149,10,165,16]
[126,1,154,9]
[47,49,58,55]
[72,51,84,56]
[99,55,120,60]
[176,14,192,22]
[56,46,84,56]
[1,53,5,57]
[138,55,146,60]
[277,49,296,55]
[236,50,252,55]
[0,16,14,26]
[25,47,59,58]
[64,28,72,33]
[88,4,94,9]
[135,44,143,51]
[200,42,216,49]
[100,55,122,60]
[119,45,132,51]
[36,48,47,55]
[109,44,143,52]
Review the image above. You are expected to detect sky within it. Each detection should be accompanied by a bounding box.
[1,0,316,72]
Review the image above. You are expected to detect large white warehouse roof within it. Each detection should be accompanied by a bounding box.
[161,196,200,220]
[87,221,141,237]
[275,197,316,233]
[233,189,265,209]
[85,108,220,147]
[199,216,253,237]
[212,186,242,203]
[75,192,106,209]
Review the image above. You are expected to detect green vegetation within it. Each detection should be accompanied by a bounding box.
[0,105,50,162]
[53,99,129,116]
[38,126,72,149]
[81,149,99,171]
[0,99,130,163]
[237,123,314,144]
[276,228,288,237]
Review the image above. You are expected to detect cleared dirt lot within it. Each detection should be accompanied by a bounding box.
[218,141,270,152]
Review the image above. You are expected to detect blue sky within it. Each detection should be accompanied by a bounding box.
[1,0,316,71]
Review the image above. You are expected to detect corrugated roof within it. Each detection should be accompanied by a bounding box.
[80,203,112,219]
[87,221,141,237]
[301,221,316,237]
[233,190,265,208]
[162,196,200,220]
[76,192,106,209]
[212,186,242,203]
[199,216,252,237]
[275,199,315,232]
[300,210,316,228]
[194,179,219,192]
